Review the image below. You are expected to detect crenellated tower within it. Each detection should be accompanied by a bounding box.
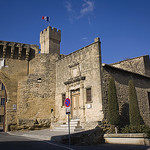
[40,26,61,54]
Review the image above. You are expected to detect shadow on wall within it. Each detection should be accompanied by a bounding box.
[120,103,129,127]
[120,103,144,128]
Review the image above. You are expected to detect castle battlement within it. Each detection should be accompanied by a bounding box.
[41,26,61,34]
[40,26,61,42]
[0,40,39,61]
[40,26,61,54]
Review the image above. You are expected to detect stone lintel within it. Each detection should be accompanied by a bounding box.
[64,76,86,85]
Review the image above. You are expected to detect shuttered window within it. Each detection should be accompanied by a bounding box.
[62,93,66,106]
[86,88,92,102]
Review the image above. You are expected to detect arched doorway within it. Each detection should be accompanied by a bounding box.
[0,81,6,131]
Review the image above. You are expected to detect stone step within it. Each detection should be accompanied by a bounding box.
[52,118,84,132]
[60,124,78,127]
[70,119,80,122]
[54,125,84,131]
[66,122,79,125]
[58,126,76,129]
[52,127,84,132]
[51,128,75,132]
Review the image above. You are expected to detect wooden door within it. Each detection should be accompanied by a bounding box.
[71,89,80,119]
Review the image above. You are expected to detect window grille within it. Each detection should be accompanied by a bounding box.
[86,88,92,102]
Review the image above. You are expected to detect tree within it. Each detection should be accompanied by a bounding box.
[108,77,120,126]
[128,80,141,126]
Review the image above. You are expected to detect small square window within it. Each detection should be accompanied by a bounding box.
[86,88,92,102]
[62,93,66,106]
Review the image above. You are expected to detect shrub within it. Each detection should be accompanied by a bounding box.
[128,80,141,126]
[121,125,150,138]
[108,78,119,126]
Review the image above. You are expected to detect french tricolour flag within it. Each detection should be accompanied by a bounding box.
[42,16,50,22]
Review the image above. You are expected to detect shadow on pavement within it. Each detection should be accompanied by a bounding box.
[0,140,149,150]
[50,129,150,150]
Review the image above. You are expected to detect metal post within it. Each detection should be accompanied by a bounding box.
[68,113,71,147]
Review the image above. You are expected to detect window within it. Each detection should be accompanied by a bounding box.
[62,93,66,106]
[148,92,150,108]
[86,88,92,102]
[0,59,5,69]
[1,98,5,105]
[0,115,4,123]
[1,83,5,90]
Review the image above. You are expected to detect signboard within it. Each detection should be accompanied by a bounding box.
[66,107,71,114]
[65,98,71,107]
[64,98,71,146]
[13,104,17,110]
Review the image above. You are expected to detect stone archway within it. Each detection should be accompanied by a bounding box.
[0,72,18,132]
[0,81,6,131]
[0,75,9,132]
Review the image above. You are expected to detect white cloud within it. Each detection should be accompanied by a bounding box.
[65,1,72,12]
[82,37,88,40]
[64,0,94,23]
[80,0,94,17]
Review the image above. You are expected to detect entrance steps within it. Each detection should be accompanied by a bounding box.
[51,118,84,132]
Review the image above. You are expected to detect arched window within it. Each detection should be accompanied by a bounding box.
[1,83,5,90]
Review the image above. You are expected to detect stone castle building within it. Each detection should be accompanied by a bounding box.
[0,26,150,132]
[0,82,6,130]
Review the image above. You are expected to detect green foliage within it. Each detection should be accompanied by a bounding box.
[108,78,120,126]
[121,125,150,138]
[128,80,141,126]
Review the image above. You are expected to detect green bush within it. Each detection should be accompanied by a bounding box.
[128,80,141,126]
[108,78,120,126]
[121,125,150,138]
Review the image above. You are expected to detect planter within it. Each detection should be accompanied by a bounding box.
[104,133,150,146]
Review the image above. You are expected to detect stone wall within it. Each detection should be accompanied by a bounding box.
[40,26,61,54]
[0,59,29,131]
[111,55,150,76]
[16,53,58,130]
[0,106,4,114]
[55,38,104,129]
[102,64,150,126]
[0,40,39,131]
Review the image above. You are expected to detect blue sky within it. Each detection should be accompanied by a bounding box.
[0,0,150,64]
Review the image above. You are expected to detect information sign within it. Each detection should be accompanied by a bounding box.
[66,107,71,114]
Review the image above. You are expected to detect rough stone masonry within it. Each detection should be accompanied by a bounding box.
[0,26,149,132]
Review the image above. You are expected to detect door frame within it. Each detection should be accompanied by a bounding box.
[71,89,80,119]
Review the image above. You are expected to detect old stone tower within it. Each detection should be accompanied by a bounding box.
[40,26,61,54]
[0,25,150,132]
